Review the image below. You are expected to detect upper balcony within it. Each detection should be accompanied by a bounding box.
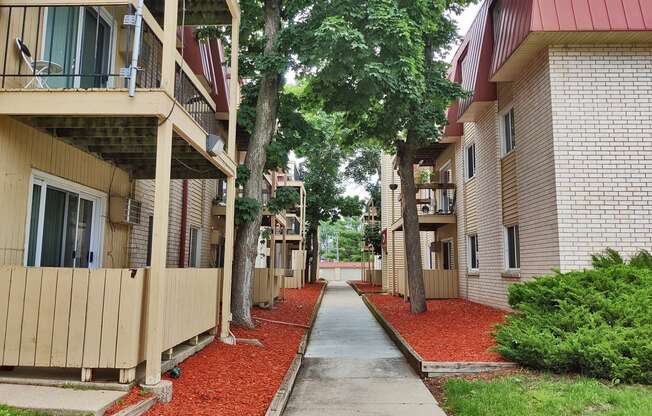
[0,1,238,177]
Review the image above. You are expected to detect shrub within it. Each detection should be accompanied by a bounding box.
[493,256,652,384]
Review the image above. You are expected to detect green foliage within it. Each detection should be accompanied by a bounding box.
[194,26,225,42]
[0,404,52,416]
[264,141,290,172]
[337,196,364,219]
[320,218,364,262]
[442,373,652,416]
[290,0,474,151]
[364,222,382,255]
[629,250,652,269]
[234,197,261,225]
[592,248,625,269]
[493,260,652,384]
[235,165,251,188]
[267,187,300,214]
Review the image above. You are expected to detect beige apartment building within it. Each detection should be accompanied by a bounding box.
[0,0,241,386]
[382,0,652,310]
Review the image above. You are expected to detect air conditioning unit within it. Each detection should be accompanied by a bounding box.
[206,134,226,156]
[110,197,142,225]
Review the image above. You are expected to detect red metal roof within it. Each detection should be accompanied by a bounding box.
[530,0,652,32]
[449,0,652,120]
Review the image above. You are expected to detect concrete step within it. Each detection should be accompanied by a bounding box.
[0,383,127,415]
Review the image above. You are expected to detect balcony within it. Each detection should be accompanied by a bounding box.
[0,2,235,177]
[391,183,457,232]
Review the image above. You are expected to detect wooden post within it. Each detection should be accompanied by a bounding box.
[220,175,236,341]
[219,3,240,343]
[227,13,240,162]
[145,121,173,385]
[144,0,177,386]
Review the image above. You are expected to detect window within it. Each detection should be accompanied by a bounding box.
[467,234,479,271]
[24,170,104,268]
[439,162,453,214]
[501,107,516,155]
[504,225,521,270]
[188,227,201,267]
[465,143,476,180]
[442,240,454,270]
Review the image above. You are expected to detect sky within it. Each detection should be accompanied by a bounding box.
[340,2,483,199]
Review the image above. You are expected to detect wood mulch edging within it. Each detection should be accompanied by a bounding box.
[362,295,517,378]
[265,281,327,416]
[347,280,385,296]
[137,282,326,416]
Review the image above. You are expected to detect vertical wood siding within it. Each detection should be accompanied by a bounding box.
[397,269,458,299]
[162,268,221,351]
[0,267,145,369]
[0,116,131,267]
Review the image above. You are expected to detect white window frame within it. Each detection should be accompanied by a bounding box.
[438,161,453,214]
[467,234,479,272]
[503,224,521,271]
[500,106,516,156]
[188,227,202,268]
[23,169,106,268]
[464,143,476,181]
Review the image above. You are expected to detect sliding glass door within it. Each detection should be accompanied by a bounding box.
[25,172,104,268]
[42,6,116,88]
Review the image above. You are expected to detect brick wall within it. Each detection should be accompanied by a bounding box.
[549,45,652,270]
[513,50,561,278]
[129,179,217,268]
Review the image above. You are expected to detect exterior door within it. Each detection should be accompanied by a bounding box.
[42,6,115,88]
[25,172,104,268]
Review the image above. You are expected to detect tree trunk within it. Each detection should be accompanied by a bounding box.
[396,132,427,314]
[310,227,320,283]
[231,0,281,328]
[304,227,314,283]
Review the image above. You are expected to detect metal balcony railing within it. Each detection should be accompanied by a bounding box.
[1,4,161,90]
[174,63,220,136]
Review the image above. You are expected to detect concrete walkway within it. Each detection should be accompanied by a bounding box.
[283,282,446,416]
[0,383,126,415]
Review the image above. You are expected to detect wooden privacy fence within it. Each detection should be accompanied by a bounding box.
[162,268,221,352]
[252,268,281,305]
[398,269,459,299]
[365,270,382,286]
[0,266,223,383]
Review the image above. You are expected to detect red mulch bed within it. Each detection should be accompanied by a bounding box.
[367,295,506,362]
[348,280,385,294]
[145,282,325,416]
[105,387,152,415]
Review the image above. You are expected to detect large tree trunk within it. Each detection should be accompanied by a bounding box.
[307,227,320,283]
[304,227,314,283]
[231,0,281,328]
[396,132,427,314]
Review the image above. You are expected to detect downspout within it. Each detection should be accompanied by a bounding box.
[128,0,145,97]
[178,179,189,267]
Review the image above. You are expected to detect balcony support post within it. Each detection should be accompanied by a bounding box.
[227,12,240,160]
[219,175,236,343]
[144,119,173,386]
[144,0,178,387]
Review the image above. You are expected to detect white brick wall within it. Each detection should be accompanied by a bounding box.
[550,45,652,270]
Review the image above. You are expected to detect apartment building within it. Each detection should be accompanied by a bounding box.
[382,0,652,310]
[0,0,240,386]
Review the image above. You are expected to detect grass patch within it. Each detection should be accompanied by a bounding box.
[442,373,652,416]
[0,405,51,416]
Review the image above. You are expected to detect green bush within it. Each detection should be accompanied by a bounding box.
[494,252,652,384]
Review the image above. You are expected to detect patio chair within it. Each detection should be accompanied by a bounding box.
[16,38,63,89]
